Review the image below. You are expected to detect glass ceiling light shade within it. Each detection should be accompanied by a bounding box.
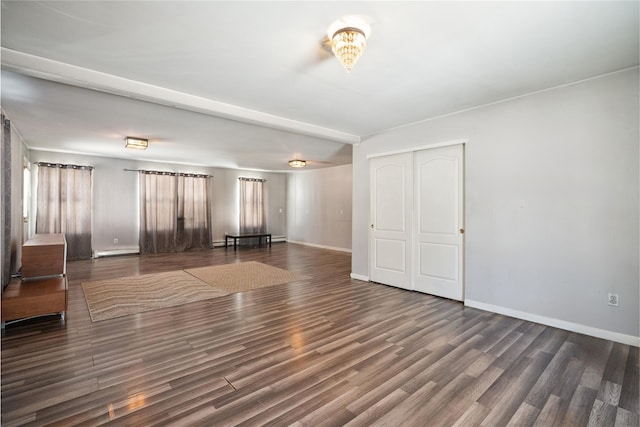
[328,16,372,73]
[288,159,306,168]
[331,27,366,73]
[125,137,148,150]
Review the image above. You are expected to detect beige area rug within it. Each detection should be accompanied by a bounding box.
[82,270,228,322]
[82,262,309,322]
[184,261,310,293]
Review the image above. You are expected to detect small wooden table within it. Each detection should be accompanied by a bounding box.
[225,233,272,250]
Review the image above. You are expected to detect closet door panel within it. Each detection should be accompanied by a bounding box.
[414,145,464,301]
[369,153,413,290]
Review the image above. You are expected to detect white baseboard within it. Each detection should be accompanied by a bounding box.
[350,273,369,282]
[287,240,352,253]
[93,248,140,258]
[464,299,640,347]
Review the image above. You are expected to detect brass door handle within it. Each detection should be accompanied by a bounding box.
[460,228,464,234]
[371,224,374,229]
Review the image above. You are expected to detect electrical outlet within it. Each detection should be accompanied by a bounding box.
[608,293,619,307]
[113,238,118,245]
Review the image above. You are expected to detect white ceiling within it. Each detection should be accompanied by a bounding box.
[1,1,638,171]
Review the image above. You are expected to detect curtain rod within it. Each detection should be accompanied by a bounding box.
[37,162,93,170]
[123,168,211,178]
[239,177,266,182]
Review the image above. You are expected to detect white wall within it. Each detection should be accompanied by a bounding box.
[287,164,352,251]
[352,68,639,343]
[27,151,287,253]
[212,168,287,242]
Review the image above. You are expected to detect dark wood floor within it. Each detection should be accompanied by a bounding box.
[1,243,638,426]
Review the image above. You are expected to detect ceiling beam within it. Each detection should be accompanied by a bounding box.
[1,48,360,145]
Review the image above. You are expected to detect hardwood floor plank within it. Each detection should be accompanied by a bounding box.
[258,378,357,426]
[532,394,564,426]
[578,340,615,390]
[369,380,439,426]
[615,407,640,427]
[603,343,631,386]
[476,354,537,407]
[344,346,434,414]
[29,384,131,425]
[1,356,95,397]
[561,384,599,427]
[461,364,505,403]
[517,326,569,366]
[343,388,409,427]
[289,388,360,427]
[524,341,577,409]
[508,402,539,427]
[2,377,99,423]
[554,359,586,401]
[498,323,547,363]
[598,380,623,407]
[114,377,234,426]
[619,346,639,413]
[408,372,477,425]
[1,243,637,426]
[2,413,37,427]
[464,352,498,377]
[451,401,491,427]
[478,353,553,426]
[588,399,618,427]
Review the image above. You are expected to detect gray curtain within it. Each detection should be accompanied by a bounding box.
[139,173,177,254]
[239,178,266,239]
[36,163,93,260]
[176,174,211,251]
[139,172,211,254]
[1,115,11,288]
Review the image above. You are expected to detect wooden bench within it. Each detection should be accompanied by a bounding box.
[2,276,68,324]
[225,233,272,250]
[1,233,68,327]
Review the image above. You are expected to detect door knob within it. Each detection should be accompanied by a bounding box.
[459,228,464,234]
[371,224,374,229]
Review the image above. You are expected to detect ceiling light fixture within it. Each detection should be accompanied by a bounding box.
[328,16,371,73]
[125,137,148,150]
[288,159,306,168]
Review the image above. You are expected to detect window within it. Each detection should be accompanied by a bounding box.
[35,163,93,260]
[139,172,211,254]
[239,177,266,235]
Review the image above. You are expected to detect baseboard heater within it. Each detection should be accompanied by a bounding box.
[95,237,287,256]
[93,248,140,258]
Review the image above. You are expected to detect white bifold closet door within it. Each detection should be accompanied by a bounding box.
[413,145,464,301]
[369,144,464,301]
[369,152,413,290]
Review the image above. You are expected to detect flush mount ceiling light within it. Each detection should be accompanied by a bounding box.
[328,16,372,73]
[125,137,148,150]
[288,159,306,168]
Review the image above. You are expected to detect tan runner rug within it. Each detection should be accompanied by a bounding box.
[184,261,309,293]
[82,270,228,322]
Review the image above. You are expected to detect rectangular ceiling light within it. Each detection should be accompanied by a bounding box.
[125,137,148,150]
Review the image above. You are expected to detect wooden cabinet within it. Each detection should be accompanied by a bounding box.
[1,234,68,325]
[2,277,67,322]
[21,233,67,279]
